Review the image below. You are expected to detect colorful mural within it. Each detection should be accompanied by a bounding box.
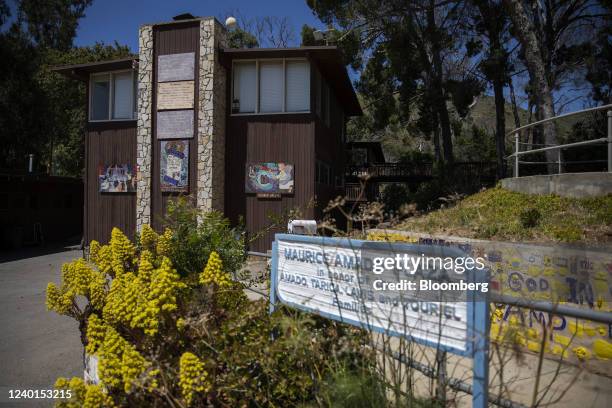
[160,140,189,192]
[245,162,294,194]
[367,230,612,372]
[98,164,136,193]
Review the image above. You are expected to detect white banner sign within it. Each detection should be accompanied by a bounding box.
[272,235,474,354]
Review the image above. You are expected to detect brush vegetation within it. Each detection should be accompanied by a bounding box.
[398,187,612,244]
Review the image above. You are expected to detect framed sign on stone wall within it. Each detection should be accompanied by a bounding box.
[157,81,195,110]
[157,110,194,139]
[157,52,195,82]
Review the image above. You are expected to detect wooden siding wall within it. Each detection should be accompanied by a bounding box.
[85,122,137,243]
[312,62,346,220]
[152,22,200,231]
[225,116,315,252]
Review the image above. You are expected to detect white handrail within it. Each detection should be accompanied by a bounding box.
[508,137,607,157]
[509,106,612,178]
[505,103,612,136]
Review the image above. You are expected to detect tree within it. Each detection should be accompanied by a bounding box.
[0,25,48,171]
[504,0,558,169]
[221,9,296,48]
[469,0,513,178]
[227,28,258,48]
[16,0,93,50]
[40,43,133,176]
[0,0,131,176]
[583,0,611,104]
[503,0,607,172]
[306,0,482,165]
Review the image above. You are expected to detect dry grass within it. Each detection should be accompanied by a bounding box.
[398,186,612,244]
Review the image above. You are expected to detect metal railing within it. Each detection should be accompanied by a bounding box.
[507,104,612,177]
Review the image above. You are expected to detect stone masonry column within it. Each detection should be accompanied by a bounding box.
[197,18,227,212]
[136,25,153,231]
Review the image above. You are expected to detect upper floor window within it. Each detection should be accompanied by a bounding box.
[90,71,136,121]
[232,59,310,115]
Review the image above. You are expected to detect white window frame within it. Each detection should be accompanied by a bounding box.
[231,58,310,116]
[89,69,137,122]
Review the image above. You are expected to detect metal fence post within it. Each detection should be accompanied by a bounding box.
[472,299,490,408]
[558,149,562,174]
[514,132,519,178]
[608,110,612,173]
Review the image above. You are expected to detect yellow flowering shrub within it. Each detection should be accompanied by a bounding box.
[85,314,105,355]
[139,224,158,252]
[179,352,210,406]
[199,251,230,287]
[156,228,173,257]
[102,254,185,336]
[46,282,74,316]
[109,228,136,277]
[200,251,247,312]
[48,213,355,407]
[47,226,189,402]
[55,377,114,408]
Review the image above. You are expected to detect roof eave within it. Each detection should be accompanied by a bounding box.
[52,57,138,81]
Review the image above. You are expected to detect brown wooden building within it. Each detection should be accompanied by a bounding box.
[55,15,361,251]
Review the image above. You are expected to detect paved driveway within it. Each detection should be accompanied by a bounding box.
[0,246,82,406]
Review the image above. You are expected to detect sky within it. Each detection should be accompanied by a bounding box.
[4,0,589,112]
[71,0,588,112]
[73,0,323,52]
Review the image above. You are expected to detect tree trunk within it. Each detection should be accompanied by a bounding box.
[504,0,557,173]
[427,0,454,164]
[493,78,507,179]
[433,125,442,163]
[508,77,521,129]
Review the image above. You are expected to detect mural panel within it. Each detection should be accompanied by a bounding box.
[160,140,189,192]
[245,163,294,194]
[98,164,136,193]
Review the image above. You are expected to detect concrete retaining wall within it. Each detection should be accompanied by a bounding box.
[501,172,612,198]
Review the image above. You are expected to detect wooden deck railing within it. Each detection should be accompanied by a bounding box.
[345,161,497,181]
[344,183,381,202]
[345,162,434,179]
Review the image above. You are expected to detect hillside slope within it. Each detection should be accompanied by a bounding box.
[397,187,612,244]
[465,95,578,137]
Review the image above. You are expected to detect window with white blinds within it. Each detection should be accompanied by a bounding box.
[89,70,136,121]
[233,62,256,113]
[285,61,310,112]
[231,59,310,115]
[112,72,133,119]
[259,62,284,113]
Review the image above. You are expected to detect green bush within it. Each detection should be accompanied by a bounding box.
[381,183,411,214]
[162,197,247,277]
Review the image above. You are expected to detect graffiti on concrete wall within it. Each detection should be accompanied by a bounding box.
[367,230,612,371]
